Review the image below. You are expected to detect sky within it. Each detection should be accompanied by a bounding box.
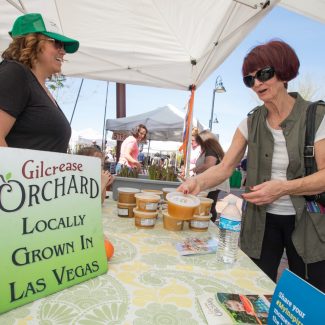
[54,7,325,152]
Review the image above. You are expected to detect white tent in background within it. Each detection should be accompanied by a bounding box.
[68,128,103,151]
[2,1,324,91]
[106,105,206,142]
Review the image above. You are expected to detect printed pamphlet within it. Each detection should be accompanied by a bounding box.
[198,292,272,325]
[175,237,218,256]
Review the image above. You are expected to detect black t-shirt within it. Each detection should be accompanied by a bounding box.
[0,60,71,153]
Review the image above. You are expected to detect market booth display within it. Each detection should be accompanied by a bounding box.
[0,197,275,323]
[2,1,325,322]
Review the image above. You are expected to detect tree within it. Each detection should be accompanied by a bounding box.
[289,74,325,101]
[46,74,66,98]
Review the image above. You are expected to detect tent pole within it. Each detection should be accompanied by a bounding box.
[148,139,151,155]
[185,86,196,178]
[101,81,110,151]
[69,78,84,125]
[116,83,126,162]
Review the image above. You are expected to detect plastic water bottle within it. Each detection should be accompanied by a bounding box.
[216,198,241,264]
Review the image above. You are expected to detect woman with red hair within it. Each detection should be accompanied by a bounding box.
[179,40,325,292]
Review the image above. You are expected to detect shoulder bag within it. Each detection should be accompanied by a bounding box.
[304,101,325,206]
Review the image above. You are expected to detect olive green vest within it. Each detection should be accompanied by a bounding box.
[240,93,325,263]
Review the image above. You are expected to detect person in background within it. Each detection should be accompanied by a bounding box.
[115,124,148,174]
[92,140,101,151]
[178,159,186,181]
[137,145,145,166]
[159,157,165,167]
[105,149,114,162]
[189,127,201,176]
[178,40,325,292]
[192,130,225,222]
[152,153,160,165]
[169,152,177,170]
[0,13,79,152]
[240,157,247,187]
[77,147,114,204]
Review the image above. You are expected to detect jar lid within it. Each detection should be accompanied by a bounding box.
[117,202,137,207]
[133,207,158,217]
[166,192,200,208]
[192,213,211,221]
[118,187,140,193]
[141,189,163,195]
[162,187,177,193]
[161,210,179,219]
[135,193,161,200]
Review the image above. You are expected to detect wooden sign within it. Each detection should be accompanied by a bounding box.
[0,148,108,314]
[112,132,128,141]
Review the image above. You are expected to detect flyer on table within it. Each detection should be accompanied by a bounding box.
[0,148,108,314]
[268,269,325,325]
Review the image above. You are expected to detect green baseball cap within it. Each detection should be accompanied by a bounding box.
[9,13,79,54]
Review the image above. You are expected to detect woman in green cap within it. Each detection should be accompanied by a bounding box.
[0,13,79,153]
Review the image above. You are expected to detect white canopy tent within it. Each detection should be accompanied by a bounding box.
[2,1,324,90]
[106,105,206,142]
[1,0,325,171]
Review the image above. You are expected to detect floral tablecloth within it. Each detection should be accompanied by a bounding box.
[0,198,275,325]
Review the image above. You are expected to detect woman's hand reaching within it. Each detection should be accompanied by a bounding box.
[177,177,201,195]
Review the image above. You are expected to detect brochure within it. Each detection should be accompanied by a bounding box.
[175,237,218,256]
[198,292,272,325]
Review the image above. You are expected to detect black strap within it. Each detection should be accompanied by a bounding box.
[304,101,325,176]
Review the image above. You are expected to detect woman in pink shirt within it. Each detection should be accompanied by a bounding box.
[116,124,148,173]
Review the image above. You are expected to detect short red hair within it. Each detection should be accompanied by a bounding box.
[242,40,300,82]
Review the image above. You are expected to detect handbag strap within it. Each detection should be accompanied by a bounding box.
[304,101,325,176]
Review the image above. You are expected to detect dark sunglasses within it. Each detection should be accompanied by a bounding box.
[46,38,65,50]
[243,66,275,88]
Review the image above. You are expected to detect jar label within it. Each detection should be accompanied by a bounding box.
[145,203,158,210]
[219,217,241,232]
[118,208,129,216]
[190,220,209,229]
[140,218,155,226]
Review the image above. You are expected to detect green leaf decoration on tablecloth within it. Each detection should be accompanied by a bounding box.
[77,302,128,325]
[37,302,79,324]
[141,253,179,267]
[134,303,198,325]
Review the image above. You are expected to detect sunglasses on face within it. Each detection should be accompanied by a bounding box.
[46,38,65,50]
[243,66,275,88]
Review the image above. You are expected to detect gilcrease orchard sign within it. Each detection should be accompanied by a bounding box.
[0,148,108,314]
